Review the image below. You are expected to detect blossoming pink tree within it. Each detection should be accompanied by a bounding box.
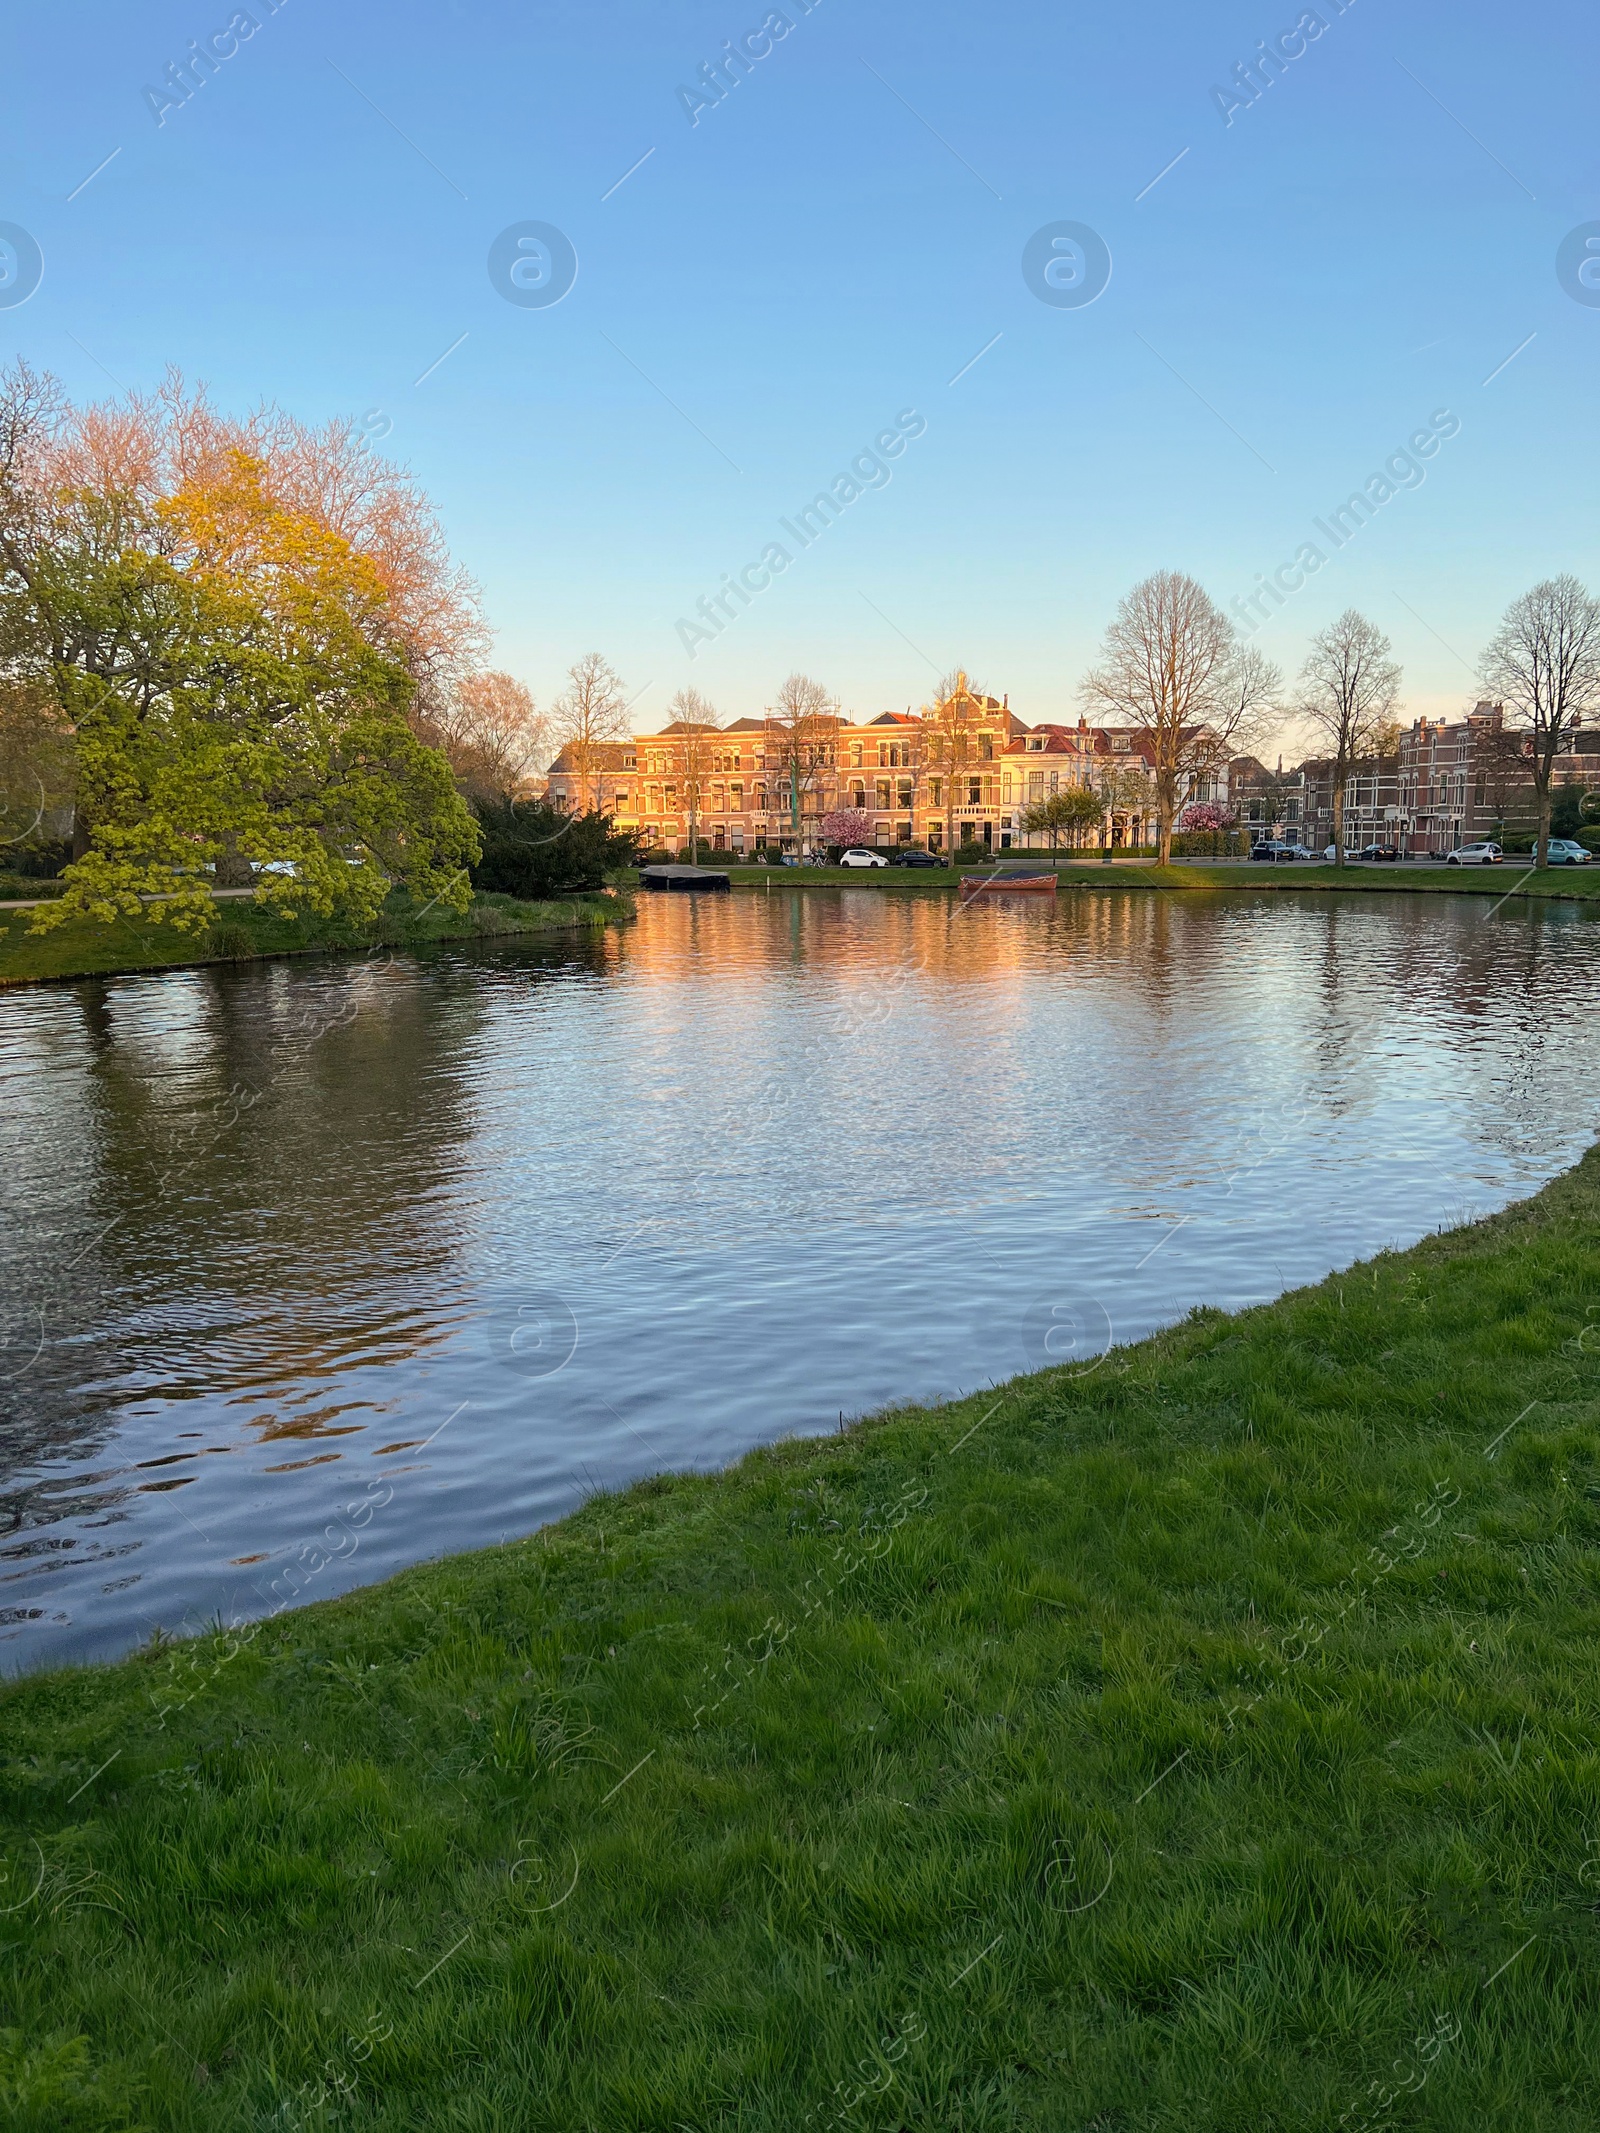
[1174,799,1238,858]
[819,807,877,851]
[1175,801,1233,833]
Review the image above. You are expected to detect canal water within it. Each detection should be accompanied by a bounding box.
[4,886,1598,1667]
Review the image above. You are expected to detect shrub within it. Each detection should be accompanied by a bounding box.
[470,801,641,898]
[205,921,257,960]
[1171,829,1248,858]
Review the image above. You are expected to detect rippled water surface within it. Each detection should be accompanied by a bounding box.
[5,886,1599,1666]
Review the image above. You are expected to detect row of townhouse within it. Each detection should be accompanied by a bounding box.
[544,677,1226,854]
[1232,704,1600,855]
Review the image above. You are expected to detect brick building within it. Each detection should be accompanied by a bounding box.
[546,676,1239,856]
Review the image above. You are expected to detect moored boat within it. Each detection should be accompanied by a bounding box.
[639,865,731,892]
[959,870,1058,901]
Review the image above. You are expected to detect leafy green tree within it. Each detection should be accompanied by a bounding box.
[5,426,478,932]
[1022,787,1103,849]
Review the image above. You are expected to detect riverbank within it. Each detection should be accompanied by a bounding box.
[0,888,626,988]
[701,858,1600,904]
[4,1152,1598,2127]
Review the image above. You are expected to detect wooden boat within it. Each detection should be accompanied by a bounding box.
[639,864,731,893]
[959,869,1058,901]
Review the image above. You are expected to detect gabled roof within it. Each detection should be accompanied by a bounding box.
[545,740,635,775]
[999,728,1089,758]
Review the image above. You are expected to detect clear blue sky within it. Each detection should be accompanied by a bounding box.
[5,0,1596,730]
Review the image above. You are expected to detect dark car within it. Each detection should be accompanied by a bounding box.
[1250,840,1293,862]
[1360,843,1402,861]
[890,848,945,867]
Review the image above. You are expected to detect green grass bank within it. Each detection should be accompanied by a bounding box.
[5,1154,1600,2127]
[700,858,1600,905]
[0,889,625,989]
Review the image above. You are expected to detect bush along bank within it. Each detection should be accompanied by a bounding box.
[3,1148,1600,2125]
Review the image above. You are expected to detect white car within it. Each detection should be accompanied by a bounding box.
[838,847,888,868]
[1445,841,1503,866]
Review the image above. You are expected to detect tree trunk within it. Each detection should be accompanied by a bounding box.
[213,833,256,889]
[1332,771,1345,868]
[1535,777,1551,870]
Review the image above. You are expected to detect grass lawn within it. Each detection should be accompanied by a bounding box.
[0,889,623,988]
[698,859,1600,905]
[4,1154,1600,2127]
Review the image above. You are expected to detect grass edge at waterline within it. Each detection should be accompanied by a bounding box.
[3,1149,1600,2127]
[0,887,629,988]
[698,857,1600,904]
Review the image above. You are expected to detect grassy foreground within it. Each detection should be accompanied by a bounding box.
[5,1162,1600,2129]
[0,888,622,988]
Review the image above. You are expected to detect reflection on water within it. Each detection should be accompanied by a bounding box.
[3,887,1597,1666]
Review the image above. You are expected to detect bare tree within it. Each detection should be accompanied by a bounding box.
[432,671,547,802]
[669,686,720,859]
[763,672,836,858]
[1296,610,1403,868]
[552,653,629,815]
[1480,576,1600,868]
[1082,572,1280,863]
[917,670,985,858]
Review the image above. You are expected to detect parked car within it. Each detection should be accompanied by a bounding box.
[1544,838,1592,866]
[1281,844,1319,861]
[890,848,945,868]
[838,847,888,868]
[1445,841,1503,866]
[1360,844,1402,861]
[1250,840,1294,862]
